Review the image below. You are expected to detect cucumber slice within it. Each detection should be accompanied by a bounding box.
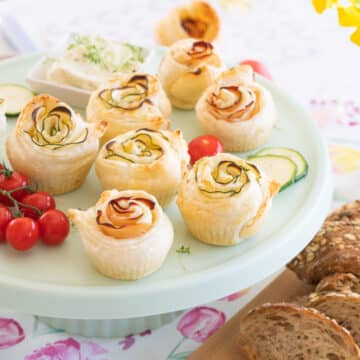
[255,147,308,181]
[248,155,297,192]
[0,84,34,116]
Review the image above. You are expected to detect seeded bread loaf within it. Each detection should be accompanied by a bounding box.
[239,303,360,360]
[326,200,360,224]
[287,221,360,284]
[238,303,360,359]
[316,273,360,295]
[306,292,360,347]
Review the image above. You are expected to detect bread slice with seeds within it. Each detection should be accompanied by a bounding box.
[326,200,360,224]
[306,292,360,347]
[316,273,360,295]
[238,303,360,360]
[287,221,360,284]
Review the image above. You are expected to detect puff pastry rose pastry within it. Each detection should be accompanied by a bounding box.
[155,1,220,46]
[196,65,276,152]
[0,98,6,135]
[69,189,174,280]
[96,128,189,208]
[86,73,171,144]
[158,38,225,109]
[177,153,280,246]
[6,94,106,195]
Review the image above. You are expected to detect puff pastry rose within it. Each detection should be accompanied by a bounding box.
[0,98,6,135]
[96,128,189,207]
[158,38,225,109]
[6,94,106,195]
[196,65,276,152]
[86,73,171,144]
[69,189,174,280]
[155,1,220,46]
[177,153,280,246]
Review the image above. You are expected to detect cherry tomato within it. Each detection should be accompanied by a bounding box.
[20,192,56,219]
[38,209,70,246]
[6,217,39,251]
[239,59,272,80]
[188,135,224,165]
[0,205,13,242]
[0,168,29,206]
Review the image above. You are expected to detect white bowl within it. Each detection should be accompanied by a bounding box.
[26,48,157,108]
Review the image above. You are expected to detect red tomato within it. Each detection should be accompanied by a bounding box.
[6,217,39,251]
[239,59,272,80]
[38,209,70,246]
[20,192,56,219]
[0,168,29,206]
[0,205,13,242]
[188,135,224,165]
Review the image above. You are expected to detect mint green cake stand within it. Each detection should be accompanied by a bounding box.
[0,54,332,337]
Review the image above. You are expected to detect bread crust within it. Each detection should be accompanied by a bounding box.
[326,200,360,224]
[287,221,360,284]
[239,302,360,359]
[306,292,360,346]
[316,273,360,295]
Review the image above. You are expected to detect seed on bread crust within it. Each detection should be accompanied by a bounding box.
[326,200,360,224]
[316,273,360,295]
[287,221,360,284]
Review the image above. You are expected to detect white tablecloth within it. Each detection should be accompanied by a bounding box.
[0,1,359,359]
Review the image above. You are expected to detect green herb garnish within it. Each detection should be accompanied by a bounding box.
[176,245,191,255]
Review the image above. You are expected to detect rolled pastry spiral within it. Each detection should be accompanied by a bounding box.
[0,98,6,136]
[96,128,189,207]
[69,189,174,280]
[87,73,171,144]
[158,38,225,109]
[6,94,106,195]
[196,65,276,152]
[177,153,280,246]
[155,1,220,46]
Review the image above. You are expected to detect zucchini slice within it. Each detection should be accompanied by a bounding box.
[248,155,297,192]
[0,84,34,116]
[255,147,308,181]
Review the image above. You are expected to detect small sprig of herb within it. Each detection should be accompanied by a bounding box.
[66,33,147,73]
[176,245,191,255]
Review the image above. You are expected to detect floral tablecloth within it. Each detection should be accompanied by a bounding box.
[0,0,359,359]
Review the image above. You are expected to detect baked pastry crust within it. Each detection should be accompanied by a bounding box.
[177,153,279,246]
[6,94,106,195]
[95,128,189,207]
[86,73,171,144]
[69,189,174,280]
[158,38,225,109]
[196,65,276,152]
[155,1,220,47]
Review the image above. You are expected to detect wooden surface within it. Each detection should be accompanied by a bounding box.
[189,270,314,360]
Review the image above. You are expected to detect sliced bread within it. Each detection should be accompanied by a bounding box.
[306,291,360,347]
[316,273,360,295]
[287,221,360,284]
[238,303,360,359]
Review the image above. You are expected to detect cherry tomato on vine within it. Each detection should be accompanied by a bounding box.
[239,59,272,80]
[0,168,29,206]
[38,209,70,246]
[188,135,224,165]
[6,217,39,251]
[0,205,13,242]
[20,192,56,219]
